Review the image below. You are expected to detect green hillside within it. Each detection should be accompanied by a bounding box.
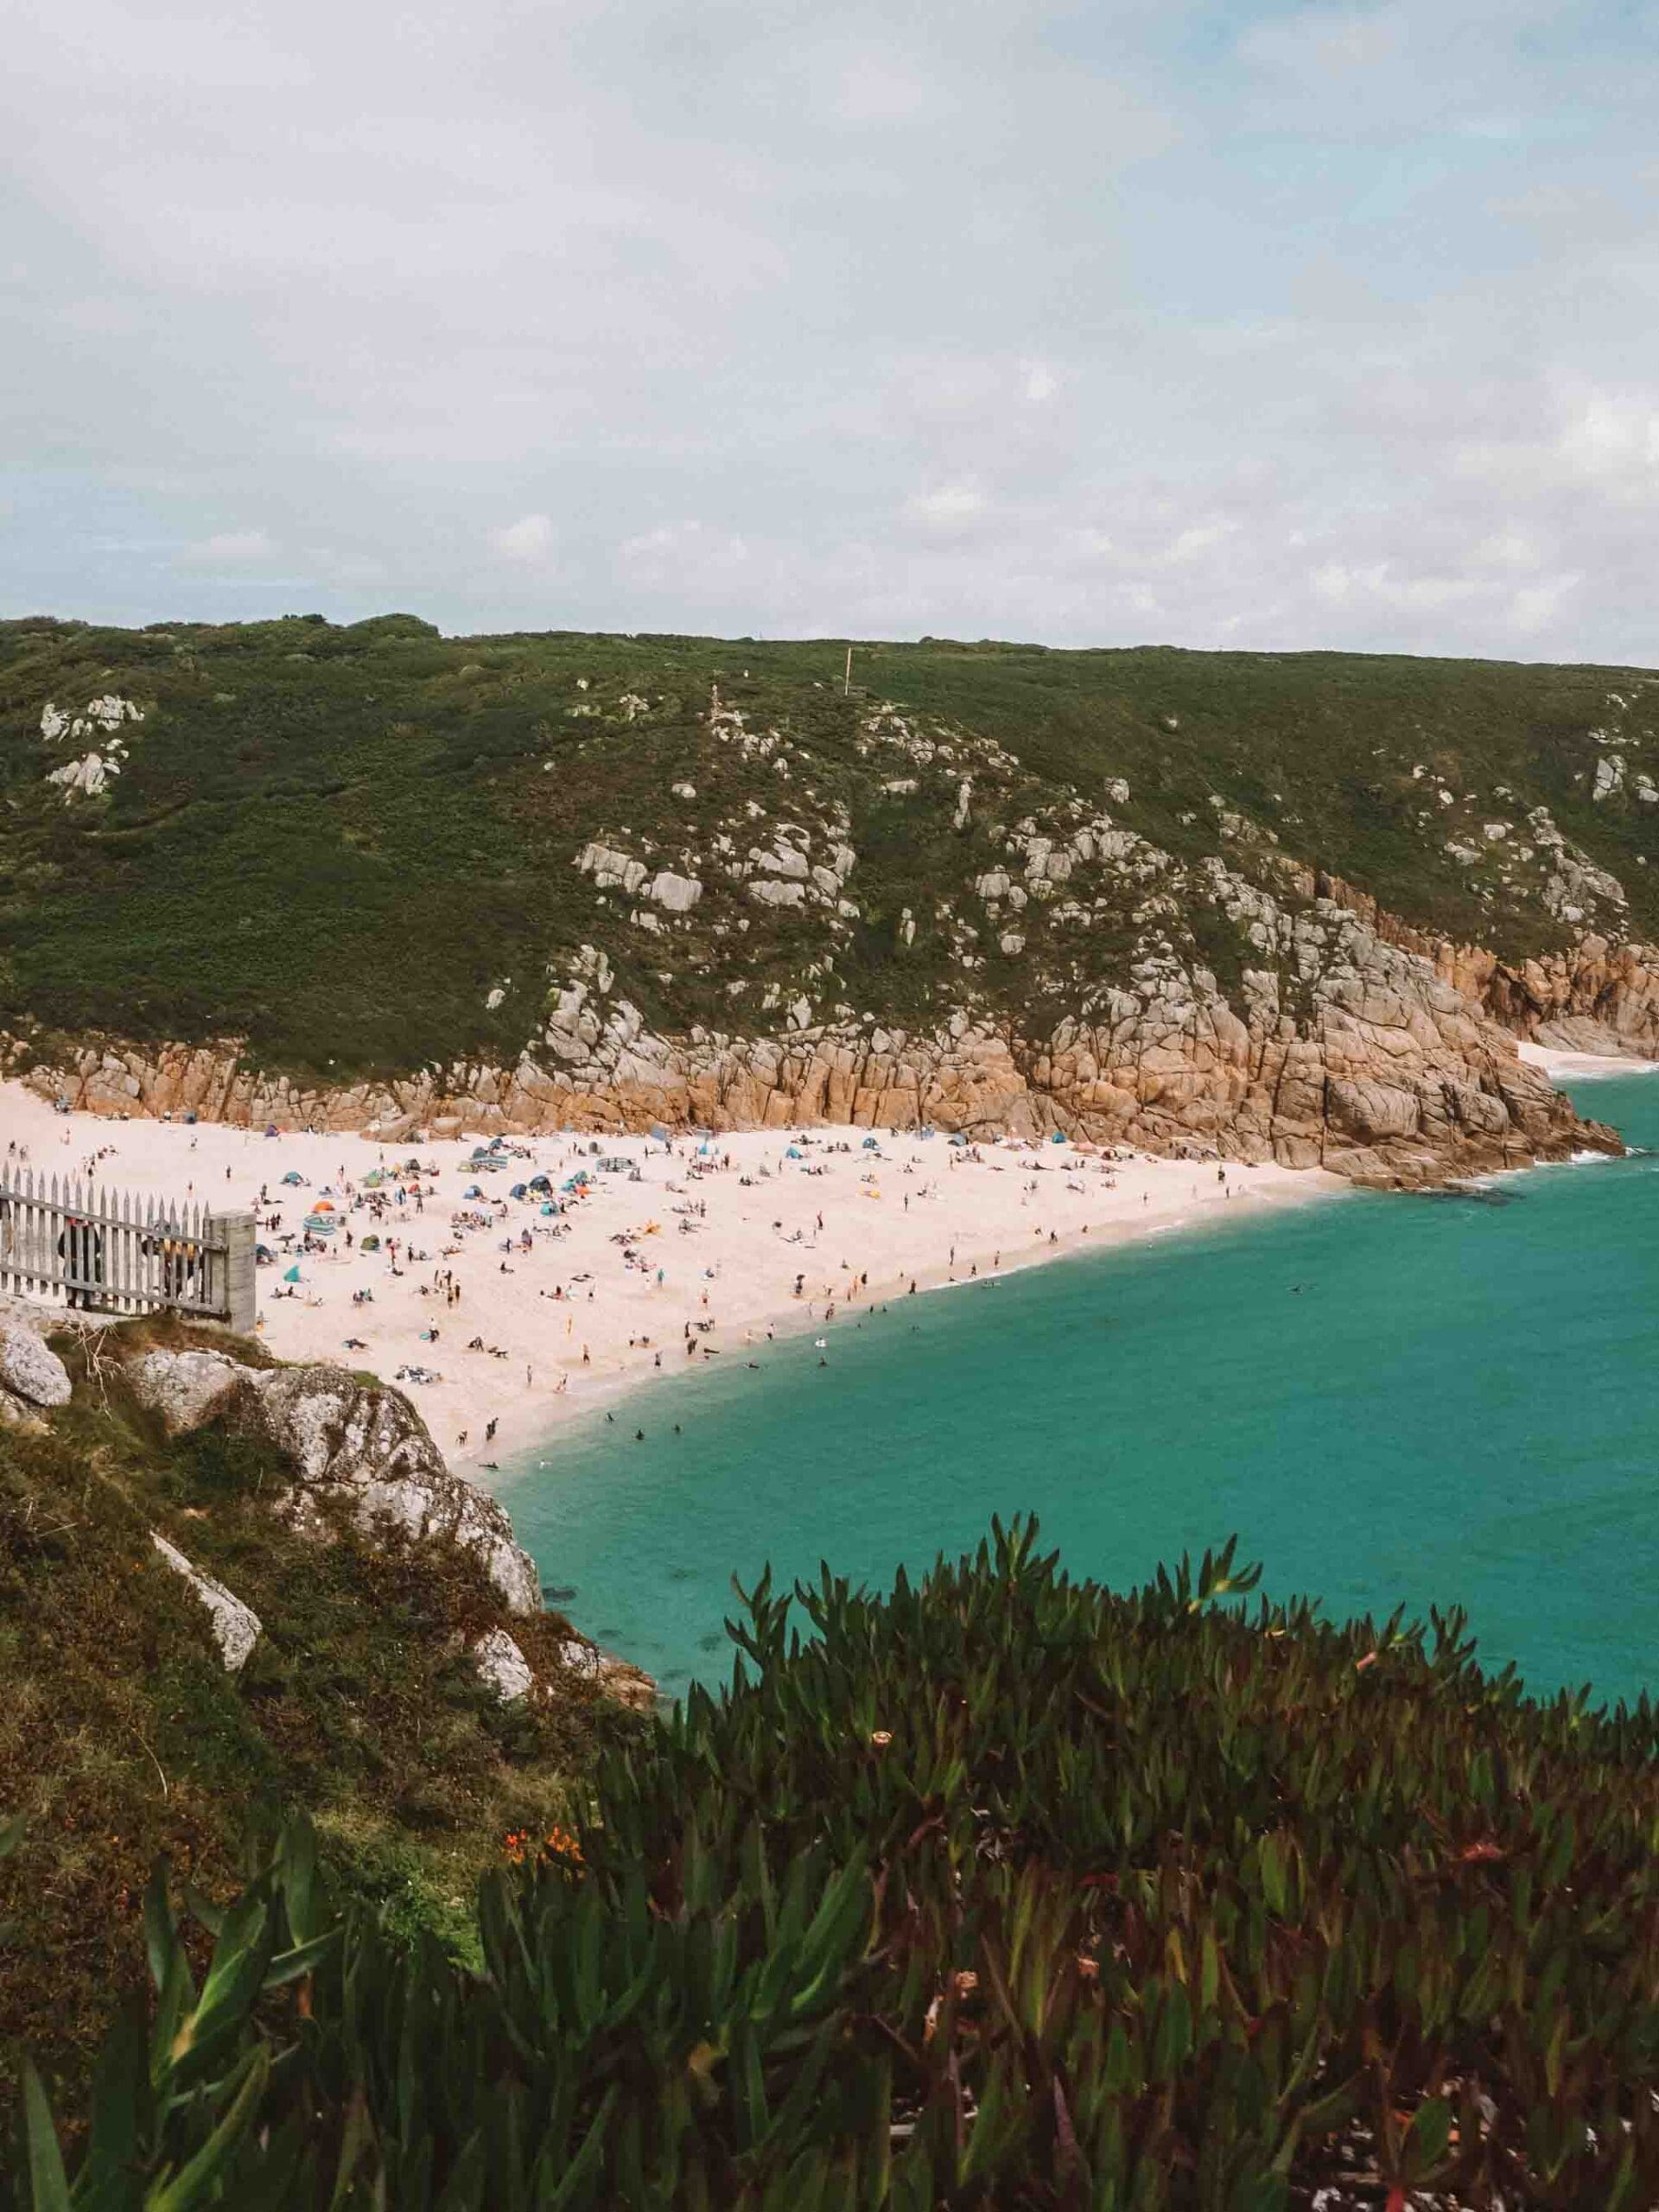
[3,614,1657,1084]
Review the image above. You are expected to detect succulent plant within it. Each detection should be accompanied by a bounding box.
[11,1520,1659,2207]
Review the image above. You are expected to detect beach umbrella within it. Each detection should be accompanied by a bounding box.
[785,1145,804,1159]
[283,1265,302,1282]
[360,1234,380,1252]
[314,1198,336,1212]
[465,1184,486,1198]
[861,1135,879,1148]
[649,1122,668,1141]
[510,1182,528,1199]
[264,1124,279,1138]
[282,1170,305,1185]
[529,1174,551,1192]
[948,1134,968,1147]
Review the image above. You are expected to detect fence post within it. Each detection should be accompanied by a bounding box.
[208,1211,257,1332]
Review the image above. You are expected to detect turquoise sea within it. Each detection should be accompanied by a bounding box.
[499,1075,1659,1707]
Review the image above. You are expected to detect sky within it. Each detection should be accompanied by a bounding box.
[4,0,1659,659]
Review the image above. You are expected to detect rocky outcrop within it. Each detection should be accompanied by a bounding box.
[472,1626,534,1701]
[0,1309,72,1433]
[124,1348,542,1611]
[0,1319,72,1413]
[556,1637,658,1709]
[128,1347,245,1433]
[1459,937,1659,1062]
[150,1533,262,1670]
[10,904,1620,1189]
[471,1625,654,1707]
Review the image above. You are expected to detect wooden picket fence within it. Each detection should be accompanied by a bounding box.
[0,1168,235,1319]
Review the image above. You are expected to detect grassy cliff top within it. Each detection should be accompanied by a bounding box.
[5,614,1659,1081]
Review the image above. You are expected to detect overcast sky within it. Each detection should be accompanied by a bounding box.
[4,0,1657,658]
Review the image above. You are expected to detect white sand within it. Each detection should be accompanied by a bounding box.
[1516,1041,1659,1079]
[0,1080,1340,1471]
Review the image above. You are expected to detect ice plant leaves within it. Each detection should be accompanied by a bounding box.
[11,1516,1659,2206]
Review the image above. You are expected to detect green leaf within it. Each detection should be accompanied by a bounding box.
[22,2063,71,2212]
[143,1859,178,1997]
[82,2000,149,2192]
[1402,2096,1452,2183]
[543,2084,620,2211]
[148,2045,271,2212]
[262,1926,340,1991]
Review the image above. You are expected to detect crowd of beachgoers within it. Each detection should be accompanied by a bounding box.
[0,1080,1345,1466]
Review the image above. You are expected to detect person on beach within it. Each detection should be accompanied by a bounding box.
[59,1215,105,1310]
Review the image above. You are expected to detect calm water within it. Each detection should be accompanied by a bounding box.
[499,1076,1659,1706]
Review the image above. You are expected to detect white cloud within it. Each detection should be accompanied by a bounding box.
[491,513,557,565]
[1237,8,1405,82]
[903,485,987,528]
[189,528,275,564]
[1509,576,1581,633]
[1471,530,1540,570]
[828,54,939,125]
[617,520,749,586]
[1162,519,1236,564]
[3,0,1659,661]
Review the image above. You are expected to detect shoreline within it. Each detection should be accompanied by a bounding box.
[0,1079,1341,1472]
[1516,1041,1659,1080]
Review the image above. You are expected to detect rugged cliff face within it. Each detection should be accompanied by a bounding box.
[8,925,1619,1189]
[6,618,1657,1184]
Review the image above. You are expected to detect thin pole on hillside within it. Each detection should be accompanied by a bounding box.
[843,645,853,696]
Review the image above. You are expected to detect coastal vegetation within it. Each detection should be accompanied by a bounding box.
[3,615,1659,1085]
[0,1315,637,2135]
[9,1513,1659,2207]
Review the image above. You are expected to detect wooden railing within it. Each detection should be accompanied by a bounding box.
[0,1171,255,1328]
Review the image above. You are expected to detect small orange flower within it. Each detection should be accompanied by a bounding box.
[870,1729,893,1748]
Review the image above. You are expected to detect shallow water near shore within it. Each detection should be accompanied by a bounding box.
[499,1075,1659,1705]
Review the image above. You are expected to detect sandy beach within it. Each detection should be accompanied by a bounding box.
[1516,1041,1659,1080]
[0,1078,1341,1470]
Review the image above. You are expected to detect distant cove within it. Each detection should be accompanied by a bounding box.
[499,1074,1659,1703]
